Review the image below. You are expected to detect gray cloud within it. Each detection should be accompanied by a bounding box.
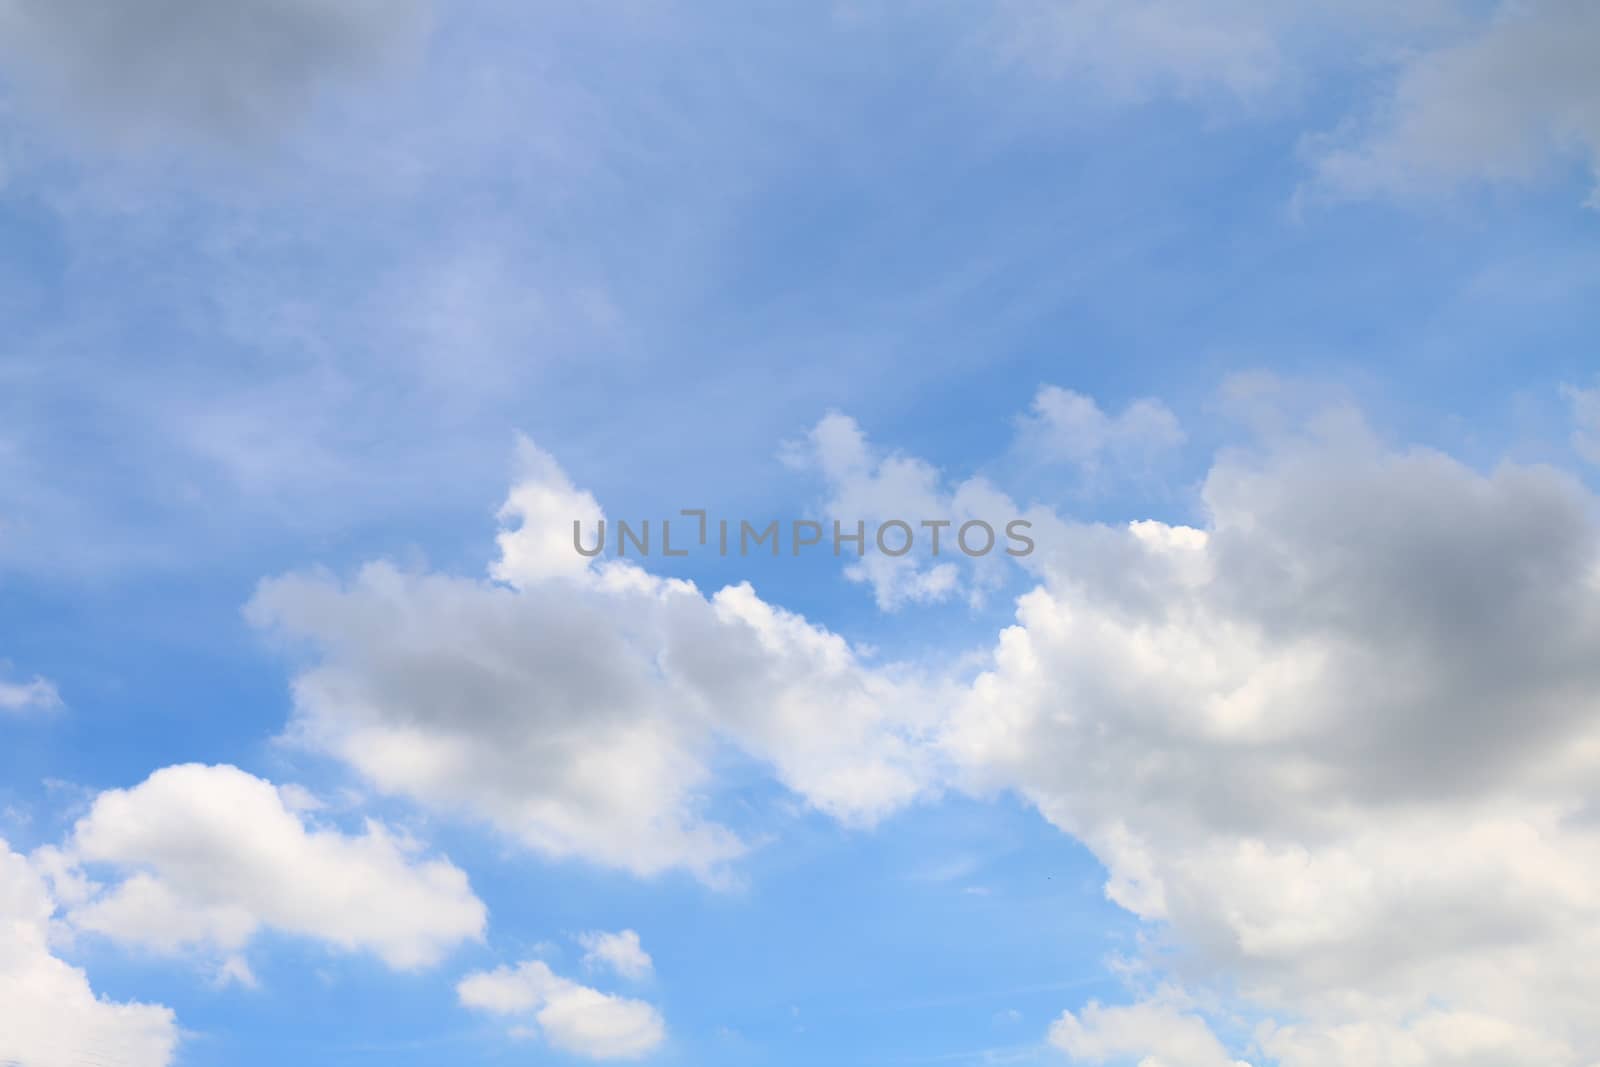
[944,403,1600,1063]
[0,0,429,145]
[242,392,1600,1062]
[247,440,938,883]
[1313,0,1600,202]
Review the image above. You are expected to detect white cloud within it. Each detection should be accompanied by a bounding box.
[786,393,1178,611]
[1051,998,1249,1067]
[944,403,1600,1062]
[1258,1010,1576,1067]
[249,442,938,882]
[493,436,607,586]
[1012,385,1185,479]
[59,763,486,971]
[0,662,61,714]
[579,929,654,981]
[236,389,1600,1059]
[459,958,667,1061]
[0,0,431,146]
[0,840,178,1067]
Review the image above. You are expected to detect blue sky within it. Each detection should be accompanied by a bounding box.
[3,3,1600,1066]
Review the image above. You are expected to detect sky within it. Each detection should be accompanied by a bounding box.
[2,2,1600,1065]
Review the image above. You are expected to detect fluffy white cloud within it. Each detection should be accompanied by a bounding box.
[58,763,485,970]
[249,443,937,882]
[494,438,608,585]
[1051,997,1250,1067]
[945,405,1600,1063]
[459,958,667,1060]
[0,840,178,1067]
[0,662,61,714]
[240,392,1600,1060]
[0,0,430,145]
[579,929,653,981]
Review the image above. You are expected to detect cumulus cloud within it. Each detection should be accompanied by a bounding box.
[579,929,653,981]
[56,763,485,971]
[249,441,938,882]
[459,958,667,1060]
[0,840,178,1067]
[0,0,430,145]
[944,403,1600,1063]
[239,389,1600,1059]
[0,661,61,713]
